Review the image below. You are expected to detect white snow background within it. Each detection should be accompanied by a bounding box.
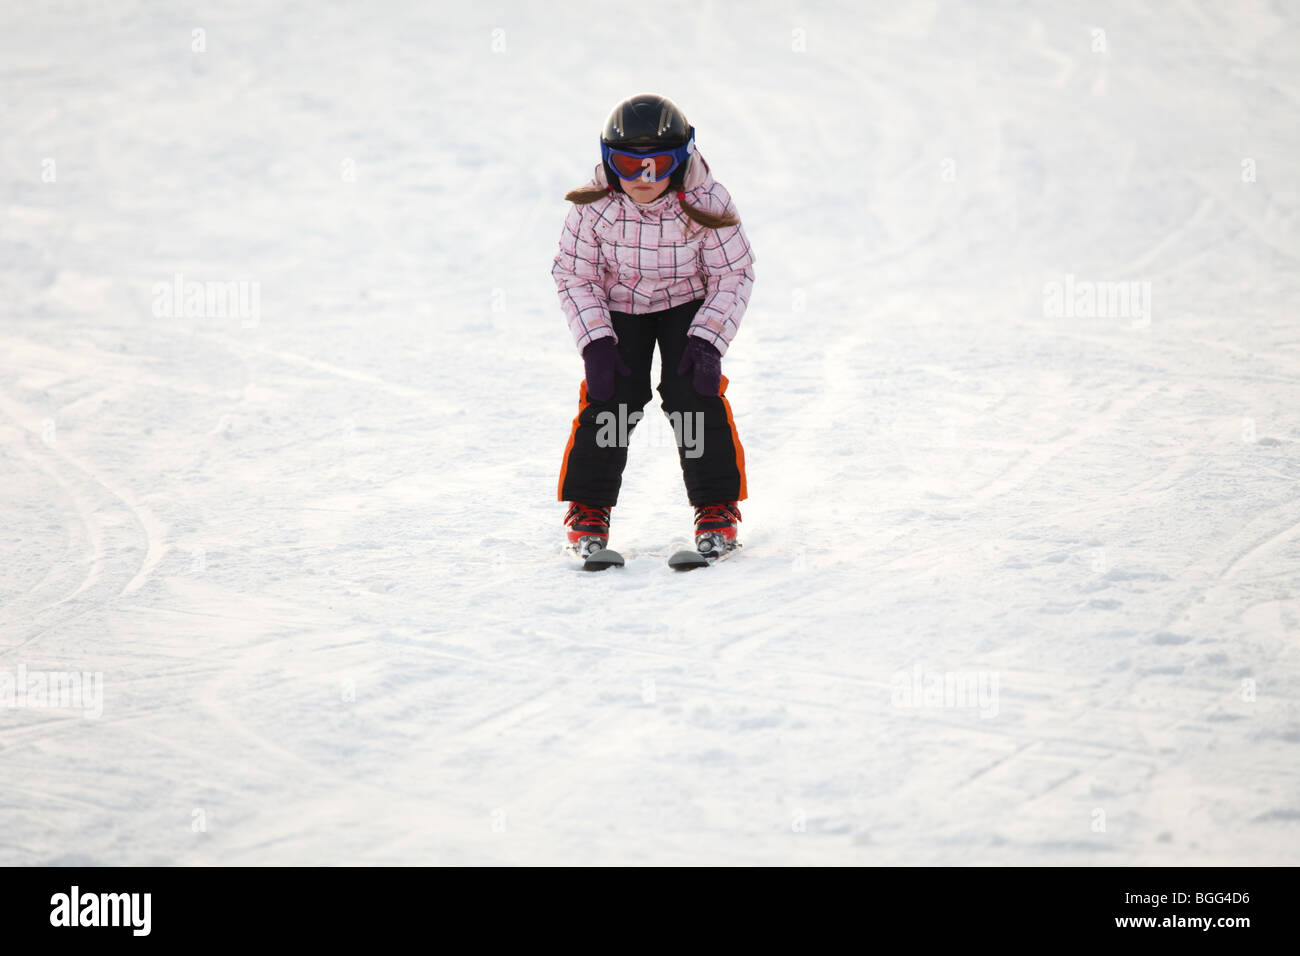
[2,0,1298,865]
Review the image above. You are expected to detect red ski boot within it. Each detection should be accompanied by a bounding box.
[564,502,611,559]
[693,502,741,558]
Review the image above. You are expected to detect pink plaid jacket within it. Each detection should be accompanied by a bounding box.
[552,149,755,356]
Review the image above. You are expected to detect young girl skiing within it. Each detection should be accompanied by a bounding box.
[553,93,755,562]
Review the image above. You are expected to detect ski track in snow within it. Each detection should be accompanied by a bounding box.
[1,1,1298,864]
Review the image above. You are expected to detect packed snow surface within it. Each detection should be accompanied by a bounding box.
[2,1,1299,864]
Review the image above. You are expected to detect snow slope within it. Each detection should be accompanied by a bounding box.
[2,0,1299,864]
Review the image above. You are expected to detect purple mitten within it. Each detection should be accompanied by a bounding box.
[676,336,722,396]
[582,337,631,402]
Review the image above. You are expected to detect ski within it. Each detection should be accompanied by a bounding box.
[668,549,710,571]
[581,548,625,572]
[668,544,739,571]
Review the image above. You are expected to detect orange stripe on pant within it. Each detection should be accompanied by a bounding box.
[718,374,748,501]
[556,379,590,501]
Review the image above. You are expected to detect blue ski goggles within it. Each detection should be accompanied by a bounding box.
[601,129,695,182]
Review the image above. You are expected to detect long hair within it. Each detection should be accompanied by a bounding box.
[564,160,741,230]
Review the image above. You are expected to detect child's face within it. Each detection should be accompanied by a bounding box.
[619,174,670,204]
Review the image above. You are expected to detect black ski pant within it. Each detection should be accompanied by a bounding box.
[558,299,747,508]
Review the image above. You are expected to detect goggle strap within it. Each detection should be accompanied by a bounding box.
[600,129,695,183]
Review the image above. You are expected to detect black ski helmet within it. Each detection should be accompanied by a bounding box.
[600,93,694,193]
